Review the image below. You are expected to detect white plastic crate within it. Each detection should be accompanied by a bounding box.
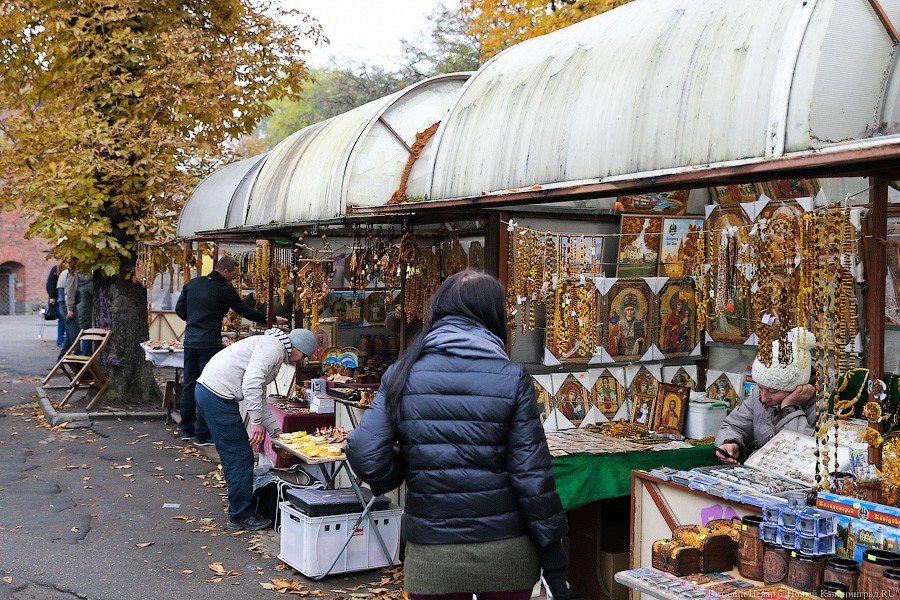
[278,501,402,578]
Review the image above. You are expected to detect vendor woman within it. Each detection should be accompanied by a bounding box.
[715,327,816,464]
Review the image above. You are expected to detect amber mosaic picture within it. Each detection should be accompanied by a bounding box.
[629,367,659,425]
[755,178,820,200]
[590,370,624,422]
[603,279,654,362]
[658,217,704,277]
[363,291,390,325]
[616,216,661,278]
[657,281,699,357]
[615,190,687,215]
[533,378,552,419]
[707,373,740,409]
[712,184,758,205]
[556,374,589,424]
[651,383,690,436]
[668,366,698,391]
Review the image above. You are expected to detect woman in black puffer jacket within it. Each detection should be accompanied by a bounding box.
[347,270,569,600]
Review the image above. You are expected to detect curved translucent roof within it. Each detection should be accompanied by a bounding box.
[426,0,897,200]
[245,73,470,226]
[177,154,266,238]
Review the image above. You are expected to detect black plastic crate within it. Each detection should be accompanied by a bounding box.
[284,487,391,517]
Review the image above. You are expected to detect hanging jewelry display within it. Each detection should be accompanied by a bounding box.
[468,240,485,271]
[545,277,597,363]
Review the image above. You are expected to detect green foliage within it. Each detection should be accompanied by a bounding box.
[0,0,323,276]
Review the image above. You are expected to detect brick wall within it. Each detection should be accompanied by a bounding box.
[0,208,54,312]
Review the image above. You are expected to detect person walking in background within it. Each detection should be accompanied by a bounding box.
[45,264,63,345]
[195,327,315,531]
[76,273,94,355]
[347,271,570,600]
[175,256,286,446]
[56,265,80,361]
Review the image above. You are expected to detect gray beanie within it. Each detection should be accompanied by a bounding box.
[288,328,317,357]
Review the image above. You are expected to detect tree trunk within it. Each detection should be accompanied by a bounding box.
[95,272,161,408]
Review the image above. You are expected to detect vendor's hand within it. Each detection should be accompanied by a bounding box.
[248,423,266,446]
[393,305,402,320]
[274,316,288,325]
[782,384,814,408]
[716,443,741,465]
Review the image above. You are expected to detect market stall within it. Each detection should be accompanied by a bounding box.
[167,0,900,592]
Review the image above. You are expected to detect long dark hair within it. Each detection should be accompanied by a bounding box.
[383,270,508,415]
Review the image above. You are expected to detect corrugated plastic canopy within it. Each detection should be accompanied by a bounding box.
[426,0,899,201]
[177,154,266,238]
[244,74,469,226]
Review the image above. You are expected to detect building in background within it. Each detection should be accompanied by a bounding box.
[0,208,52,314]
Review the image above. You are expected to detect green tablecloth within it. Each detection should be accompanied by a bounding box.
[552,444,719,511]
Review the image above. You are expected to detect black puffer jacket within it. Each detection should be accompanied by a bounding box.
[346,316,567,548]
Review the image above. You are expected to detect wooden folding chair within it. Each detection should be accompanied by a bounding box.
[43,328,111,409]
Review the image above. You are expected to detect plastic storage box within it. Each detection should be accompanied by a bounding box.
[278,501,402,578]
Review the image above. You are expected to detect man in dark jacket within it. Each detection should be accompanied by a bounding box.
[46,265,63,344]
[175,256,286,445]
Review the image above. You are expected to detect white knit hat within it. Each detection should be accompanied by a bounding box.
[752,327,816,392]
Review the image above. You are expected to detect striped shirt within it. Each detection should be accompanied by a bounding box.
[265,328,291,357]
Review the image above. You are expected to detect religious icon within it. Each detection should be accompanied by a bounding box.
[615,190,688,215]
[616,215,662,277]
[651,383,690,435]
[757,201,802,269]
[312,318,337,363]
[628,366,659,424]
[533,379,552,420]
[668,366,698,391]
[707,373,740,409]
[363,291,389,325]
[705,206,751,263]
[657,281,699,357]
[658,217,704,277]
[556,374,589,424]
[755,179,820,200]
[712,184,759,205]
[590,370,624,421]
[705,275,750,344]
[604,279,654,362]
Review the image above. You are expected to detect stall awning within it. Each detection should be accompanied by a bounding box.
[418,0,900,203]
[243,73,470,226]
[176,154,267,238]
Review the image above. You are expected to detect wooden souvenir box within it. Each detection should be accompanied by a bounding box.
[668,525,735,573]
[651,539,700,576]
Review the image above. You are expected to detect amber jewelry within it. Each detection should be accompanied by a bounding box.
[833,369,869,418]
[864,401,884,423]
[863,427,884,448]
[399,232,420,265]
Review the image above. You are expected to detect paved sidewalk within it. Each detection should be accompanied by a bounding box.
[0,315,404,600]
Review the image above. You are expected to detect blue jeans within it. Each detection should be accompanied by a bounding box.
[179,347,219,440]
[56,301,80,361]
[195,383,254,519]
[55,297,66,345]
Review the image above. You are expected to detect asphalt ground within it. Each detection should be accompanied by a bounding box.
[0,314,404,600]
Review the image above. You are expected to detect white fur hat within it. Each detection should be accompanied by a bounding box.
[752,327,816,392]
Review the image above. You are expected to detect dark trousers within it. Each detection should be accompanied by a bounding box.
[179,346,219,440]
[195,384,253,519]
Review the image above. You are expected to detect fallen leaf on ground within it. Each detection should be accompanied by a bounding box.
[135,542,154,548]
[209,562,239,576]
[178,570,193,575]
[2,577,11,584]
